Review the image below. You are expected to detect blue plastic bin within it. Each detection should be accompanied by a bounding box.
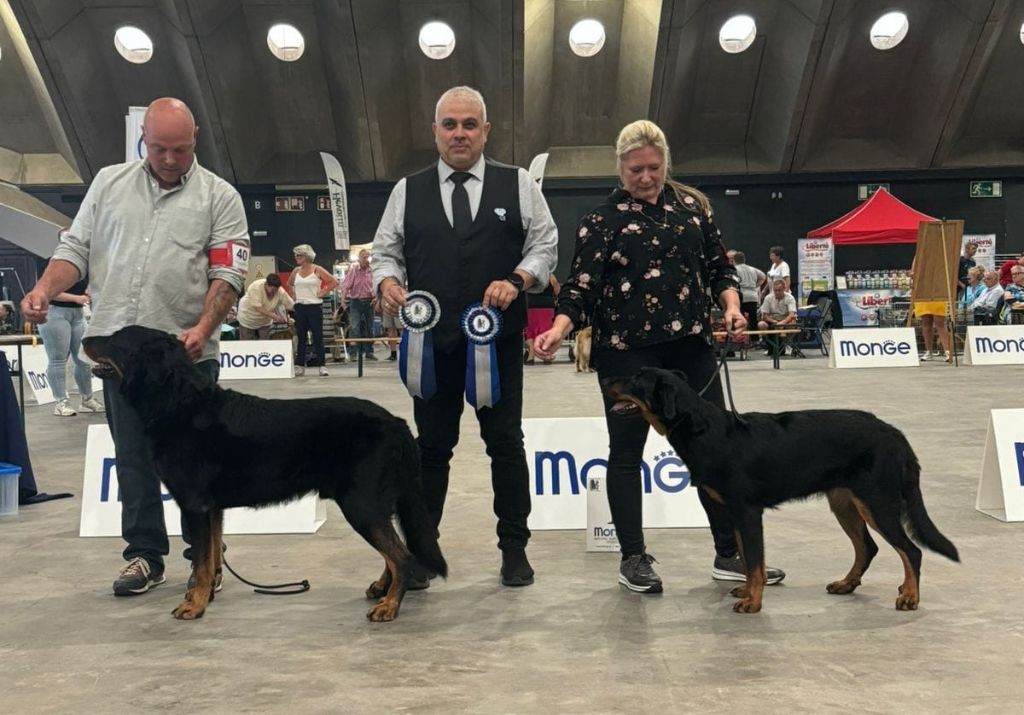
[0,462,21,517]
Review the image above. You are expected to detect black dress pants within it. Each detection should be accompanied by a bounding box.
[413,332,530,550]
[594,336,738,558]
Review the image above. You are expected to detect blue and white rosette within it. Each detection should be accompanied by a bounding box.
[398,291,440,401]
[461,303,503,409]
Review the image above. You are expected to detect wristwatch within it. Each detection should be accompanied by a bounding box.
[505,273,526,292]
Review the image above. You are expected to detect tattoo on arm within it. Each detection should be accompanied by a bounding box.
[201,279,239,329]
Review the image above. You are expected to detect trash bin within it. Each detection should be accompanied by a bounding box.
[0,462,22,516]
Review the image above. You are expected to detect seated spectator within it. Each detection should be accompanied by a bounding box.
[237,274,294,340]
[0,303,18,335]
[1001,266,1024,323]
[973,270,1004,324]
[758,279,797,355]
[998,251,1024,287]
[962,265,986,305]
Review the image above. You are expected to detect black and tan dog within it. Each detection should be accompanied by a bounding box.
[607,367,958,614]
[84,325,447,622]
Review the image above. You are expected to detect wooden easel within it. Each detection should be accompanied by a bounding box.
[908,220,963,365]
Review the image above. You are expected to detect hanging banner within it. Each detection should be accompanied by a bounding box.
[796,237,835,306]
[963,234,996,272]
[528,153,550,189]
[319,152,350,251]
[125,106,147,162]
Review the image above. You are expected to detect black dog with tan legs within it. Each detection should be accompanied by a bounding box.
[606,367,958,613]
[84,326,447,622]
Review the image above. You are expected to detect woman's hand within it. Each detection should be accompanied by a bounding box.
[533,315,575,361]
[723,308,747,337]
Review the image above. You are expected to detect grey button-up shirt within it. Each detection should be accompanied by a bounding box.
[372,155,559,293]
[53,159,250,362]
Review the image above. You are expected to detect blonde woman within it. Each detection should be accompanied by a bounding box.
[534,120,785,593]
[286,244,338,376]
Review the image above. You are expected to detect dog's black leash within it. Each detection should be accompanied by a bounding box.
[221,549,311,596]
[696,335,747,425]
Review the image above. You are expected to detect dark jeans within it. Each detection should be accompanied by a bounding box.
[348,298,374,355]
[413,332,530,550]
[595,336,738,559]
[294,303,325,367]
[105,359,220,574]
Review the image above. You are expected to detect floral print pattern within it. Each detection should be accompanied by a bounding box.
[556,187,739,351]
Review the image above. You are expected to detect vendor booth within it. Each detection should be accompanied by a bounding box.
[807,189,936,327]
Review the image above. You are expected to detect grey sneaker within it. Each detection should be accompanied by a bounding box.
[53,399,76,417]
[294,366,305,376]
[712,553,786,585]
[113,557,165,596]
[618,553,663,593]
[318,366,329,376]
[186,567,224,594]
[79,396,105,413]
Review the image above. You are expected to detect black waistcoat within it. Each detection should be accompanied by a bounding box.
[404,159,526,351]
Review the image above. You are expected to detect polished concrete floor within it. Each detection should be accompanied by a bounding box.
[2,346,1021,714]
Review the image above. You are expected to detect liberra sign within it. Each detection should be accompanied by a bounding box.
[524,417,709,531]
[830,328,919,369]
[218,340,292,380]
[963,325,1024,366]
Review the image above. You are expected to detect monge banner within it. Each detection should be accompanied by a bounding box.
[525,417,709,530]
[219,340,292,380]
[964,325,1024,366]
[830,327,919,368]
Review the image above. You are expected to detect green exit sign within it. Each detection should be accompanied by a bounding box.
[857,183,889,200]
[970,180,1002,198]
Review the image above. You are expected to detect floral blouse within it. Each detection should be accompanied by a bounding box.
[556,187,739,351]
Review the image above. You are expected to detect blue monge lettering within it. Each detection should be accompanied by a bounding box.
[1016,442,1024,487]
[652,455,690,492]
[534,451,581,495]
[99,457,118,502]
[975,337,1024,354]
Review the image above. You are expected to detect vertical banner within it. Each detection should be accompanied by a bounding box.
[125,106,147,162]
[528,153,550,189]
[319,152,350,251]
[796,237,835,306]
[964,234,996,272]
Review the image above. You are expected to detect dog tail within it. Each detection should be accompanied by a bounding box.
[395,432,449,579]
[903,457,960,562]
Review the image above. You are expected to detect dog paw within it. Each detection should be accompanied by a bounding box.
[171,600,207,620]
[732,598,762,614]
[826,579,861,595]
[366,599,400,622]
[730,585,750,599]
[365,582,387,600]
[895,593,919,611]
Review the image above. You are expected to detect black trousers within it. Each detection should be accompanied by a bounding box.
[413,332,530,550]
[595,336,738,558]
[294,303,325,367]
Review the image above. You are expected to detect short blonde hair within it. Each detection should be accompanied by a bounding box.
[615,119,710,214]
[293,244,316,260]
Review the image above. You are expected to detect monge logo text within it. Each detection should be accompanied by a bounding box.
[839,339,912,357]
[535,450,689,495]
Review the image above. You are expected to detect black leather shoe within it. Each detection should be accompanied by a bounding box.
[500,548,535,587]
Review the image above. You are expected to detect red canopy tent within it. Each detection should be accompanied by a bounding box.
[806,188,936,245]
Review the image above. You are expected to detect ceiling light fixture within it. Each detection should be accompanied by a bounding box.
[569,19,606,57]
[419,21,456,60]
[267,23,305,62]
[870,11,909,50]
[719,15,757,54]
[114,26,154,64]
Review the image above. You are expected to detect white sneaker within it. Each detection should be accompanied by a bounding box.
[79,396,105,413]
[295,366,305,377]
[919,352,932,361]
[54,399,77,416]
[318,366,329,376]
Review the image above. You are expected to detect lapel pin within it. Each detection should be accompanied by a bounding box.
[494,208,507,222]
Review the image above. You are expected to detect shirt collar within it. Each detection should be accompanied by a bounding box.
[141,157,200,188]
[438,154,485,184]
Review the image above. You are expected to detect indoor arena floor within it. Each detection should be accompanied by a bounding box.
[3,347,1019,714]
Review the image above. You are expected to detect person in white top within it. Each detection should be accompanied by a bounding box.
[758,279,798,355]
[237,273,294,339]
[766,245,791,295]
[286,244,338,376]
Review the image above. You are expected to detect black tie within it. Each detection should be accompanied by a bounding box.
[449,172,473,237]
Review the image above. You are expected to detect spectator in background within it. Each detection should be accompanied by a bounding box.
[962,265,986,306]
[999,251,1024,287]
[973,270,1003,323]
[0,302,18,335]
[766,245,791,295]
[732,250,765,328]
[287,243,337,376]
[341,249,376,361]
[524,274,560,365]
[237,273,293,339]
[957,241,978,297]
[378,296,401,361]
[758,279,798,356]
[1001,266,1024,323]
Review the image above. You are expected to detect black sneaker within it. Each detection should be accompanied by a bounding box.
[619,553,663,593]
[387,353,398,361]
[500,547,535,587]
[186,566,224,594]
[712,553,786,585]
[112,557,166,596]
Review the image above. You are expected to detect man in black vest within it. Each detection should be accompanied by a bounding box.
[373,86,558,587]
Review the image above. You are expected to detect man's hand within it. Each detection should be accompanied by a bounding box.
[379,279,407,317]
[179,325,213,362]
[723,308,747,337]
[482,280,519,311]
[21,288,52,324]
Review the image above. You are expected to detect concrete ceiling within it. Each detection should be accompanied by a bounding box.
[2,0,1024,186]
